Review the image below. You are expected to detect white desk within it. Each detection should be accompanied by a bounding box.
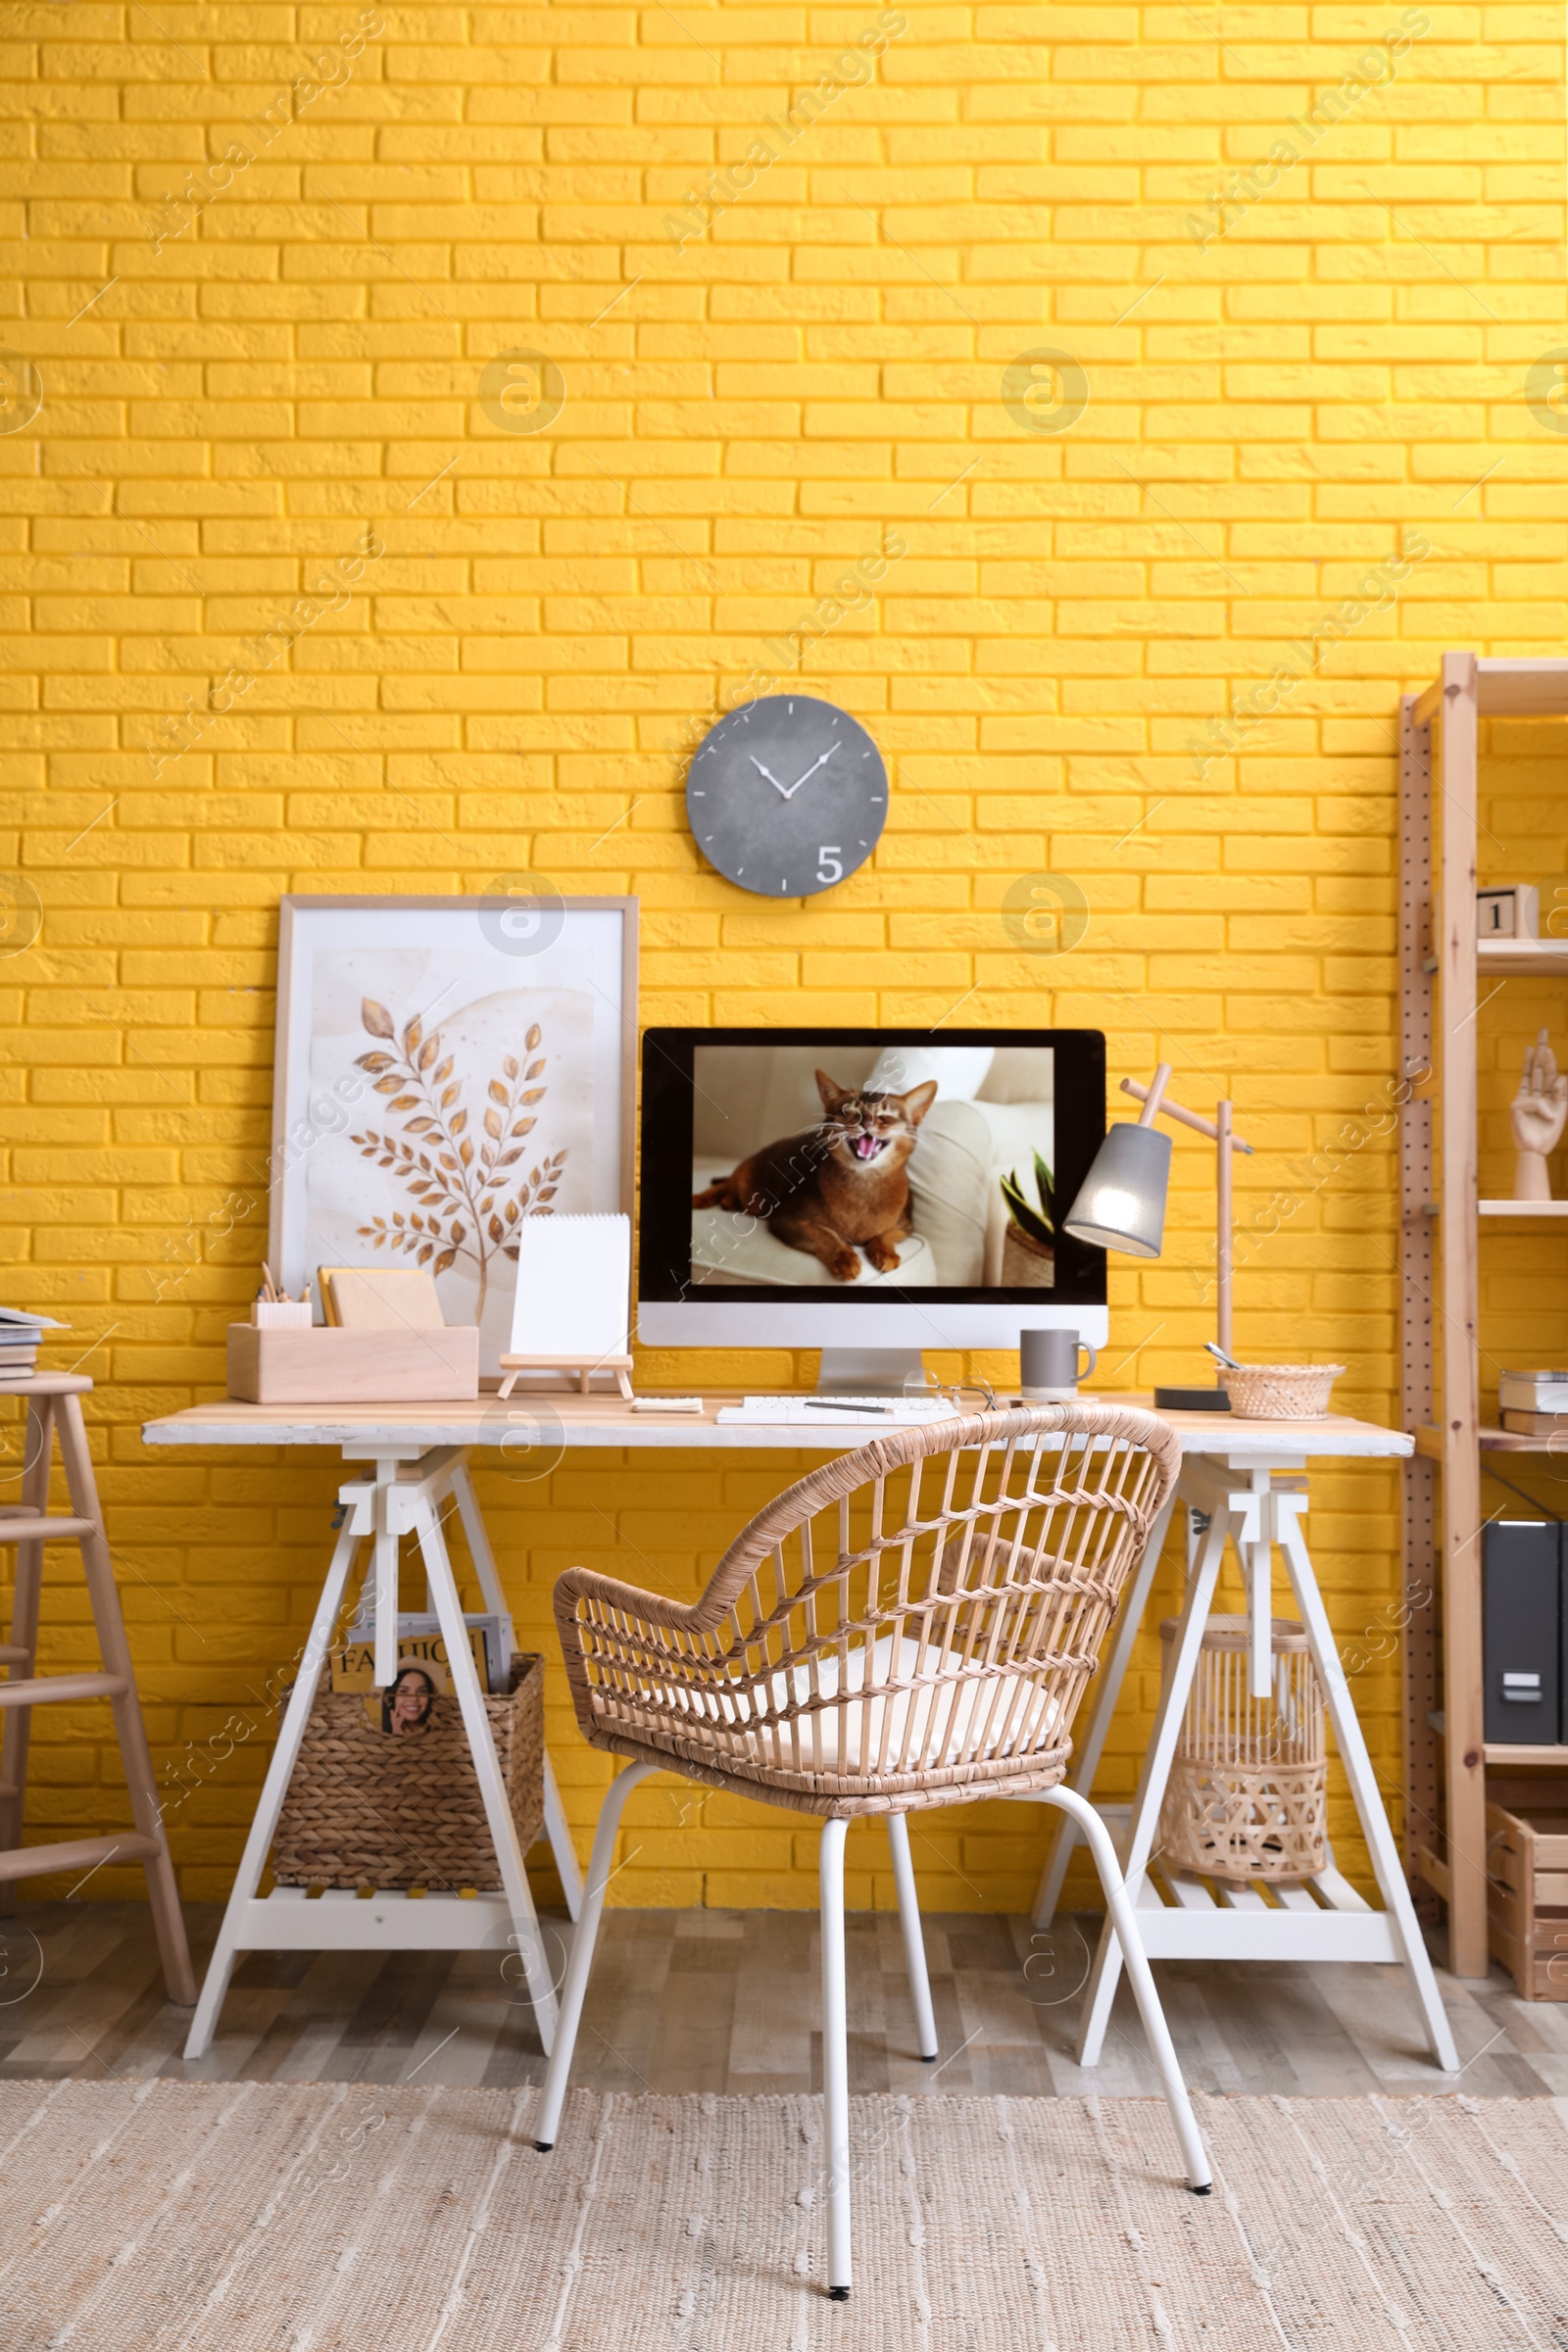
[143,1394,1456,2074]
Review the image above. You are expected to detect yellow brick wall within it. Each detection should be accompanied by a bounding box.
[1,2,1561,1913]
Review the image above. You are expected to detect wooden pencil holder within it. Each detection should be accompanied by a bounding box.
[1156,1614,1327,1883]
[226,1322,480,1403]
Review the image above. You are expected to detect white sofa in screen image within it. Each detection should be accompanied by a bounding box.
[687,1044,1054,1289]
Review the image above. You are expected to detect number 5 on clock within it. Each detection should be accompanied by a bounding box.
[816,846,844,885]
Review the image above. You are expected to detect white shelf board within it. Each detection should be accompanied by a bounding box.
[1477,938,1568,976]
[1479,1200,1568,1217]
[236,1890,516,1950]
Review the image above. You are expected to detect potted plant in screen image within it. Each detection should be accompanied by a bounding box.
[1001,1154,1054,1288]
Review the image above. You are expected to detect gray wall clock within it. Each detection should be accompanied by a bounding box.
[685,696,888,898]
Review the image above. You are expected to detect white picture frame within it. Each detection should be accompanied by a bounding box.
[267,895,637,1375]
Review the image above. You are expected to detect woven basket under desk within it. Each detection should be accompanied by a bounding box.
[1156,1615,1327,1885]
[270,1653,545,1891]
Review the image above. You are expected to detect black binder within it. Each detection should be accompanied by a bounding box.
[1482,1520,1560,1745]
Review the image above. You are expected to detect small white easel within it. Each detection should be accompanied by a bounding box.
[182,1444,584,2060]
[497,1352,634,1401]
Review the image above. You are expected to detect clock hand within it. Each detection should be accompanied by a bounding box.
[782,742,841,797]
[748,755,791,796]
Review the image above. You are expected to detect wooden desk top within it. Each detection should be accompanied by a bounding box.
[139,1392,1412,1461]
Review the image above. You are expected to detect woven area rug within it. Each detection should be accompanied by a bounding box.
[3,2082,1567,2350]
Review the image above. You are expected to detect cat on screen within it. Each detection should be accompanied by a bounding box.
[693,1069,938,1283]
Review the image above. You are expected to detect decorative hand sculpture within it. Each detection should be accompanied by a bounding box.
[1512,1027,1568,1200]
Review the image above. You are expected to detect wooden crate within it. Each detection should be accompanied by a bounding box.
[1485,1798,1568,1999]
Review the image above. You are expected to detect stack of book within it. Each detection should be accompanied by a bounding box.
[1499,1370,1568,1438]
[0,1305,67,1388]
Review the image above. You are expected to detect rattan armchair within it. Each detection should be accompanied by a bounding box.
[533,1402,1211,2299]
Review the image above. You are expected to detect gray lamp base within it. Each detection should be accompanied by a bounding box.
[1152,1383,1231,1413]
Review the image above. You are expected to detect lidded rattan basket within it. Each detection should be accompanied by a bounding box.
[1156,1615,1327,1883]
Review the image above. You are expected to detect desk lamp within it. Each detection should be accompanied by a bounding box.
[1062,1062,1253,1411]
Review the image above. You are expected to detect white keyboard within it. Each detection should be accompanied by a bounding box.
[715,1394,960,1427]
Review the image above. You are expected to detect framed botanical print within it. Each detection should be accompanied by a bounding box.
[267,894,636,1374]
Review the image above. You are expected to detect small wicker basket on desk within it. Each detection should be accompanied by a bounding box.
[270,1654,545,1891]
[1157,1614,1327,1883]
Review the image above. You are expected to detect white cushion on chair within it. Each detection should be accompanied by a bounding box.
[656,1634,1064,1778]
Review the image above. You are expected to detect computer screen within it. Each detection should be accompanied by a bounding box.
[637,1028,1107,1352]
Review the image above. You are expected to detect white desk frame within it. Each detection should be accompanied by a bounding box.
[145,1397,1456,2074]
[1028,1442,1459,2074]
[161,1439,585,2061]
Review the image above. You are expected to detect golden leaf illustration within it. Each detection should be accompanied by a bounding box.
[350,999,571,1321]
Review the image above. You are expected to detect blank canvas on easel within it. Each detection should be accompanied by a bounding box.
[507,1214,631,1358]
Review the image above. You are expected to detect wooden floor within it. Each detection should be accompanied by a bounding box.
[3,1899,1566,2098]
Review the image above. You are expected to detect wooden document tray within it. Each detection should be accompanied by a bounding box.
[226,1323,480,1404]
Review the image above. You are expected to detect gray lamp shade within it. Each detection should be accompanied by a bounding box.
[1061,1123,1172,1257]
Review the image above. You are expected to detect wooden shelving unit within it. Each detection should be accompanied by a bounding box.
[1400,653,1568,1979]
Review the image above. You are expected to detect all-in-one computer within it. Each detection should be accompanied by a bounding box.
[637,1027,1107,1392]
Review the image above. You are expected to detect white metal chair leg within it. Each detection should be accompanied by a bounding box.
[1045,1785,1212,2194]
[533,1759,656,2151]
[819,1816,852,2300]
[1031,1490,1178,1929]
[886,1812,938,2060]
[1075,1505,1229,2065]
